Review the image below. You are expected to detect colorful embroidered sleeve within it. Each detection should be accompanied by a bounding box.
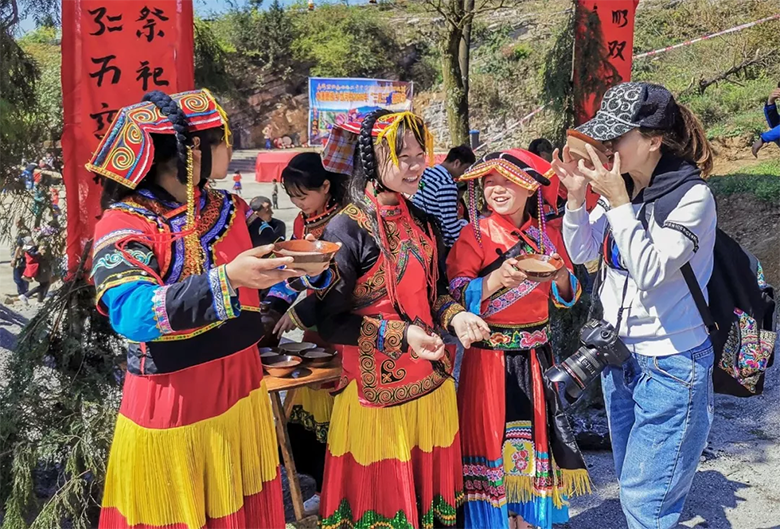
[95,263,240,342]
[314,214,409,357]
[551,272,581,308]
[92,214,240,342]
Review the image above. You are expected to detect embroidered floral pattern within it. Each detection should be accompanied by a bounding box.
[504,423,535,479]
[720,308,777,393]
[482,324,549,350]
[448,276,471,303]
[151,285,173,334]
[463,456,505,508]
[511,448,531,473]
[484,280,541,317]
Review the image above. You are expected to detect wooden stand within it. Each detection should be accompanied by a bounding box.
[265,360,342,521]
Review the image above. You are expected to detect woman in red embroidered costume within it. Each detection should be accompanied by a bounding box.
[447,151,591,529]
[313,110,490,529]
[88,90,329,529]
[266,152,348,514]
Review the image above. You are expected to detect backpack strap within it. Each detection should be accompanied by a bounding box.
[639,201,718,334]
[680,263,718,333]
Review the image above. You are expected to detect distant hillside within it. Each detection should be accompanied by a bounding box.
[210,0,780,154]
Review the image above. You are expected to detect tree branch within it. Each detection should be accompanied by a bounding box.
[473,0,509,17]
[681,48,772,97]
[1,0,20,30]
[422,0,460,28]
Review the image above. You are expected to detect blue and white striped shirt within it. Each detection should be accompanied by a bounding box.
[412,164,467,247]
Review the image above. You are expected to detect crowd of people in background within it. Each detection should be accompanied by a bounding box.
[8,152,65,305]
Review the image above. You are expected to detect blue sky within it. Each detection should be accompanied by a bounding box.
[19,0,302,33]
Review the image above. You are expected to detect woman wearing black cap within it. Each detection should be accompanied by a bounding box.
[553,82,717,529]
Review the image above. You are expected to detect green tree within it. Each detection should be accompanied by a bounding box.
[194,17,234,93]
[222,0,298,80]
[292,4,396,78]
[18,25,61,143]
[422,0,515,145]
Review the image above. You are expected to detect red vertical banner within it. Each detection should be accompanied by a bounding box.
[61,0,194,274]
[573,0,638,125]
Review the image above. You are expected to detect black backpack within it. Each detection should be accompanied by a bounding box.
[642,181,777,397]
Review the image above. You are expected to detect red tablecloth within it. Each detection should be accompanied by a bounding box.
[255,151,448,182]
[254,151,302,182]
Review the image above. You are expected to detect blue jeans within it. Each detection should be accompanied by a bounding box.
[602,339,714,529]
[13,266,28,296]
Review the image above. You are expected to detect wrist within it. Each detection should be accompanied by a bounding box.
[567,193,585,210]
[608,193,630,208]
[224,263,243,290]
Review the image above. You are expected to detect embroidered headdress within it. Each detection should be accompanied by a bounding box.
[321,109,439,318]
[86,88,232,276]
[86,89,231,189]
[460,149,552,250]
[321,110,434,183]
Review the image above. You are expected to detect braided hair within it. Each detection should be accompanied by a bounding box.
[143,90,192,184]
[355,108,392,196]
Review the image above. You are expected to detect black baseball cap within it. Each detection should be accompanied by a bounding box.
[576,82,680,141]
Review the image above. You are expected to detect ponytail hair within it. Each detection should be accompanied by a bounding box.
[641,103,713,178]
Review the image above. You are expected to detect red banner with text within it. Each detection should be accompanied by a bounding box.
[573,0,639,125]
[62,0,194,274]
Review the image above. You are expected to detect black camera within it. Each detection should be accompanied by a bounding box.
[545,319,631,407]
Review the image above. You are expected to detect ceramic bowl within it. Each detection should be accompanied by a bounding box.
[262,354,302,377]
[301,348,337,368]
[279,342,317,355]
[514,254,564,282]
[273,240,340,274]
[566,129,610,166]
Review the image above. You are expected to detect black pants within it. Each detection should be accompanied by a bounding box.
[27,281,50,302]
